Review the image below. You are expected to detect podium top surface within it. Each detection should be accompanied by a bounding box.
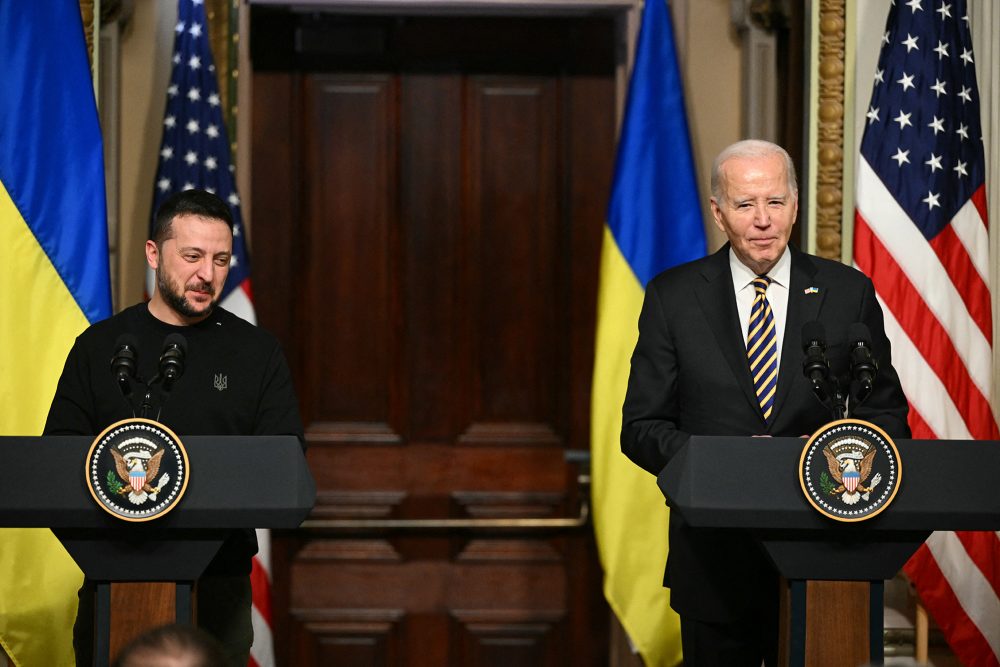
[0,435,314,529]
[658,436,1000,533]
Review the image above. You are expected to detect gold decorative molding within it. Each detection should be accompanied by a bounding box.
[747,0,788,32]
[79,0,95,69]
[815,0,846,261]
[79,0,124,72]
[207,0,240,154]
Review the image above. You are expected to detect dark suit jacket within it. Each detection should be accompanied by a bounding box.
[621,243,910,622]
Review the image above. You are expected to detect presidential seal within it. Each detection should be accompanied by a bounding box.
[799,419,901,522]
[85,418,190,522]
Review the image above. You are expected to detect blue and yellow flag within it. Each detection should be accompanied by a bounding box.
[0,2,112,665]
[591,1,706,665]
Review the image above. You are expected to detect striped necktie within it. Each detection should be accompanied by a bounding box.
[747,275,778,421]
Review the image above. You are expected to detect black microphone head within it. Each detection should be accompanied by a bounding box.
[848,322,872,346]
[111,334,139,374]
[802,320,826,349]
[111,334,139,398]
[112,334,139,357]
[163,333,188,355]
[159,333,188,386]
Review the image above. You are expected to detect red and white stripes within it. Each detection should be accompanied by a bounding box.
[249,528,275,667]
[855,155,1000,666]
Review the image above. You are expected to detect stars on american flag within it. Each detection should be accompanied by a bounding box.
[150,0,251,298]
[858,0,984,238]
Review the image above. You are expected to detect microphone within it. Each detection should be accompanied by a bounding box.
[848,322,878,403]
[801,320,830,394]
[110,334,139,398]
[802,320,846,418]
[158,333,188,391]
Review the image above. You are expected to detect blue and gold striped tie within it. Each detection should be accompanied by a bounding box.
[747,276,778,421]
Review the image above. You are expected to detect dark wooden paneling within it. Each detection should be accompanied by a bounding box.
[451,610,564,667]
[804,581,870,667]
[109,582,175,661]
[251,11,616,666]
[401,75,463,440]
[302,74,400,429]
[250,72,299,347]
[292,609,404,666]
[465,77,559,433]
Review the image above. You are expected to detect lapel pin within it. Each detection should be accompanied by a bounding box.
[804,286,819,295]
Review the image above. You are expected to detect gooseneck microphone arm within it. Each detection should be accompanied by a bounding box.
[140,388,155,419]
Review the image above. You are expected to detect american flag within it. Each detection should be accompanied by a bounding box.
[852,1,1000,664]
[149,1,274,665]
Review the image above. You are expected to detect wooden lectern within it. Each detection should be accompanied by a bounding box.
[0,434,315,666]
[658,436,1000,667]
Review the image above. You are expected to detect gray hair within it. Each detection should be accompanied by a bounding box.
[710,139,798,203]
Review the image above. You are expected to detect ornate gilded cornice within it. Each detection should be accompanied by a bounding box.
[815,0,846,260]
[80,0,95,68]
[207,0,239,153]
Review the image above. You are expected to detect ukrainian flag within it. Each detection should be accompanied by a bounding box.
[590,1,706,664]
[0,3,112,665]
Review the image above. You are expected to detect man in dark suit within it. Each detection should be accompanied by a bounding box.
[621,139,910,666]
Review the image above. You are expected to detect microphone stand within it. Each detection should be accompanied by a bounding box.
[139,382,156,420]
[832,380,848,420]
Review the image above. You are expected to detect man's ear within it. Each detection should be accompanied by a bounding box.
[145,240,160,270]
[709,198,726,233]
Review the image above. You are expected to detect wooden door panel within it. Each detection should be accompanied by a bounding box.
[465,76,561,438]
[302,73,400,433]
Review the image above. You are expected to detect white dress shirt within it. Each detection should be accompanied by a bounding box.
[730,246,791,374]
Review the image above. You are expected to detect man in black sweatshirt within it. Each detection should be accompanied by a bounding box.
[45,189,303,666]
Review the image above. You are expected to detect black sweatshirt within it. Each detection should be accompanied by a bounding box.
[44,302,304,574]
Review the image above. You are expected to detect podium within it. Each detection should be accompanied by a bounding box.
[658,436,1000,667]
[0,434,315,666]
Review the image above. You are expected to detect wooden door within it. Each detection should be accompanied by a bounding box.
[249,10,617,665]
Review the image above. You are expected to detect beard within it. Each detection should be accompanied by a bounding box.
[156,267,219,320]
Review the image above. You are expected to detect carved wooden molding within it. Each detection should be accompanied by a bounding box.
[815,0,846,260]
[79,1,95,68]
[312,490,407,519]
[206,0,237,147]
[292,608,405,657]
